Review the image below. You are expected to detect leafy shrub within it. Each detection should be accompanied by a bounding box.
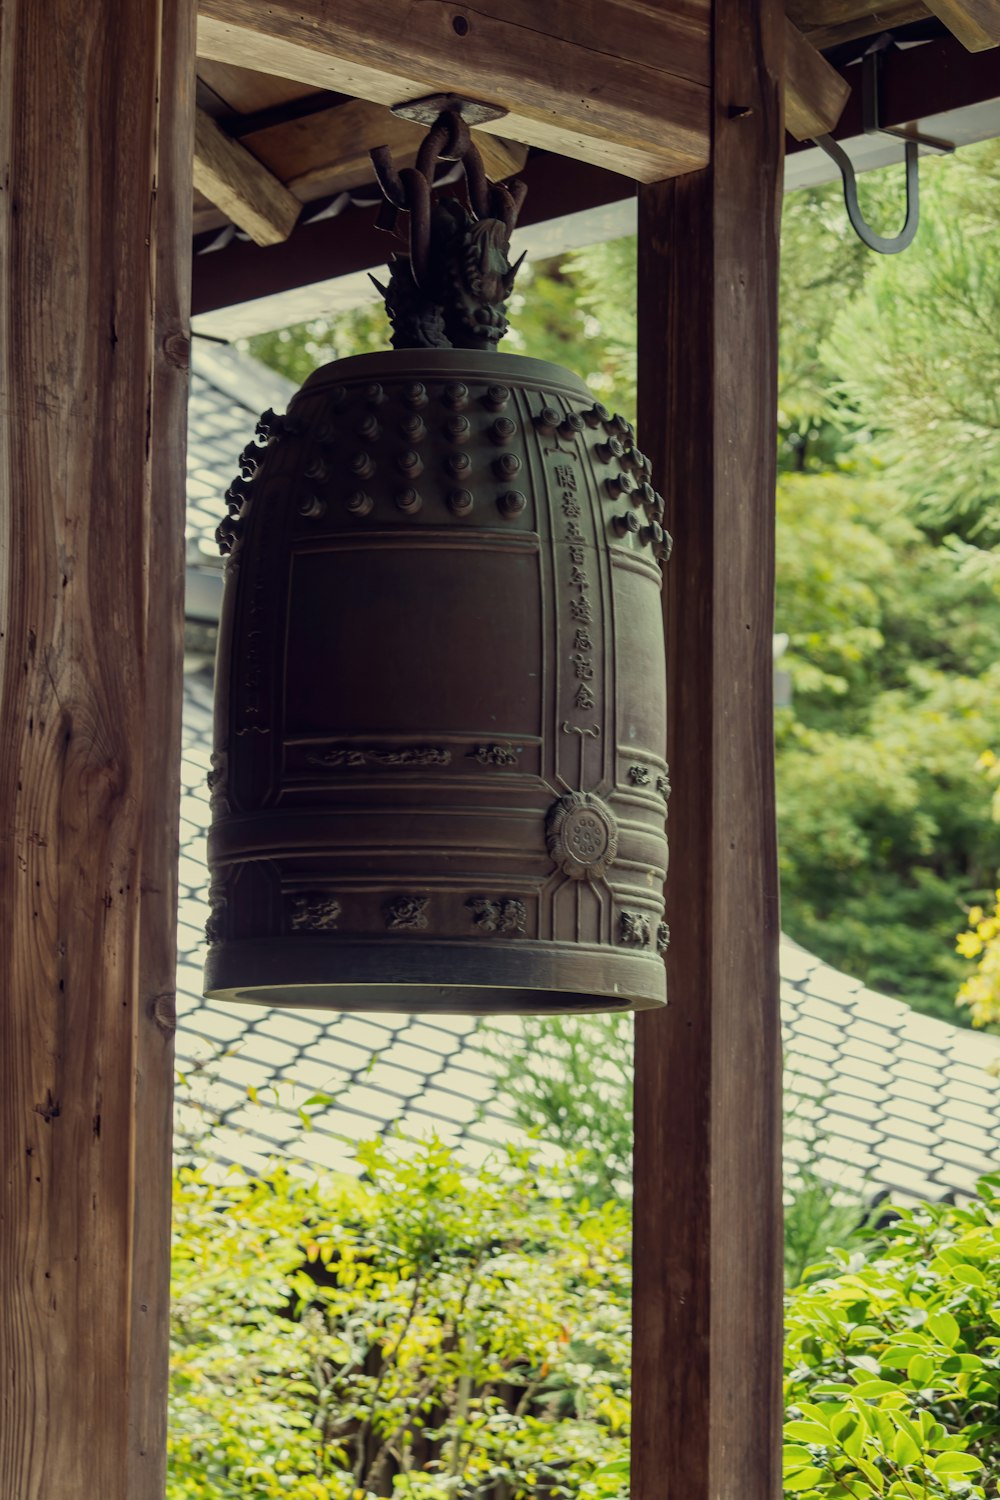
[784,1175,1000,1497]
[169,1138,999,1499]
[169,1139,630,1500]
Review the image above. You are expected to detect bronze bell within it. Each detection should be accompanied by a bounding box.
[204,106,671,1014]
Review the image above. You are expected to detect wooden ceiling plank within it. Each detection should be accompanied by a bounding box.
[240,98,527,204]
[197,57,320,112]
[196,0,710,182]
[923,0,1000,48]
[785,17,851,138]
[193,106,302,244]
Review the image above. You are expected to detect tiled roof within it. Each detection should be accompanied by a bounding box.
[177,346,1000,1203]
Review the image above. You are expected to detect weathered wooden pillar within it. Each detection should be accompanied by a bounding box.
[0,0,195,1495]
[631,1,785,1496]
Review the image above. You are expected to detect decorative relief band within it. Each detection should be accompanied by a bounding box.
[470,742,522,767]
[385,896,430,931]
[289,894,342,932]
[657,921,670,955]
[307,746,452,768]
[546,791,618,882]
[466,897,527,935]
[619,911,652,948]
[628,763,671,799]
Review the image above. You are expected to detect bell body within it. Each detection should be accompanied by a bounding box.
[205,349,669,1013]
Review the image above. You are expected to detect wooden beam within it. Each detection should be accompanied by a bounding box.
[240,97,528,204]
[196,0,711,182]
[787,0,930,49]
[923,0,1000,49]
[785,17,851,139]
[0,0,193,1495]
[631,0,784,1495]
[194,105,301,244]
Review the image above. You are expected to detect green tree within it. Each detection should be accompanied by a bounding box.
[955,752,1000,1030]
[825,141,1000,581]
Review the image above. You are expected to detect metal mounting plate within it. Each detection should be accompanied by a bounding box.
[392,93,508,127]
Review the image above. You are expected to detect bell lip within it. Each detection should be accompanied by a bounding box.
[296,348,595,403]
[204,937,666,1015]
[202,984,663,1016]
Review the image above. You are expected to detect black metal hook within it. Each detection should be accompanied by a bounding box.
[811,40,953,256]
[813,130,920,254]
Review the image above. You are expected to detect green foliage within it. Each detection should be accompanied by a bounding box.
[784,1174,1000,1498]
[247,299,391,388]
[825,142,1000,579]
[776,666,1000,1016]
[484,1016,867,1287]
[956,887,1000,1031]
[784,1088,868,1292]
[168,1138,1000,1498]
[169,1139,630,1500]
[776,473,1000,726]
[482,1015,633,1204]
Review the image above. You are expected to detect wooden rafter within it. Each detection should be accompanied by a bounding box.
[787,0,931,48]
[191,94,529,235]
[240,98,527,203]
[194,106,302,244]
[784,17,851,139]
[923,0,1000,49]
[195,0,711,182]
[789,0,1000,49]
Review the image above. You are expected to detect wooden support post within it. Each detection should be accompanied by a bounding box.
[0,0,195,1495]
[631,0,784,1496]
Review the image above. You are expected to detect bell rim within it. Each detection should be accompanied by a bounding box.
[204,936,666,1015]
[295,347,595,403]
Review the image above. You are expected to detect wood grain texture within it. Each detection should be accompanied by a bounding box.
[785,17,851,139]
[194,106,301,244]
[197,57,320,113]
[241,98,528,202]
[127,2,195,1496]
[631,0,785,1495]
[923,0,1000,48]
[786,0,930,47]
[196,0,710,182]
[0,0,193,1494]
